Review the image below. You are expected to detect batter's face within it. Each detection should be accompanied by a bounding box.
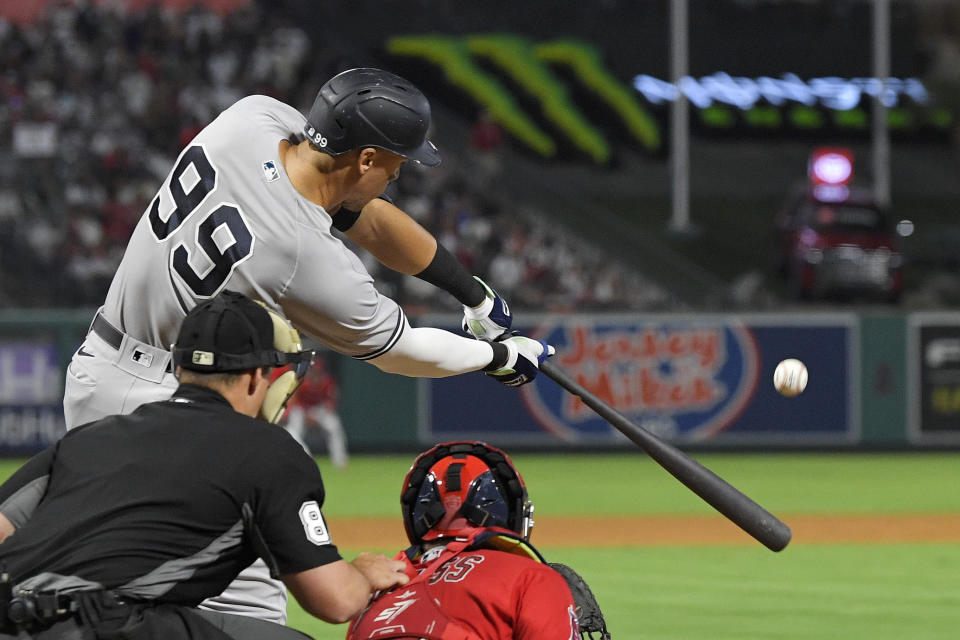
[343,148,405,210]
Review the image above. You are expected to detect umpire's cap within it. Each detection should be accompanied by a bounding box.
[172,291,312,373]
[303,67,441,166]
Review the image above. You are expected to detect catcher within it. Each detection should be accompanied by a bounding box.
[346,441,610,640]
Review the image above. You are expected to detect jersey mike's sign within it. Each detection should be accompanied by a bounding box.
[427,314,854,446]
[522,320,760,442]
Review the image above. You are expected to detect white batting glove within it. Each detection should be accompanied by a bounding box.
[462,277,512,341]
[485,334,555,387]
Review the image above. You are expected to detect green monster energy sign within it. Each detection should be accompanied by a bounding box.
[387,34,953,163]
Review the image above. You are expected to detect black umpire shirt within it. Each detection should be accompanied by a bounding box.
[0,384,342,604]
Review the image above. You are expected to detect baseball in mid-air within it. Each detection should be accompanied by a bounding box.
[773,358,808,397]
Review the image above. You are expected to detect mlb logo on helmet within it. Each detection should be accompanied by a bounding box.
[303,125,327,148]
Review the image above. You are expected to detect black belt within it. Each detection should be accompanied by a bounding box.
[3,592,77,630]
[91,312,124,350]
[89,313,174,374]
[2,590,142,633]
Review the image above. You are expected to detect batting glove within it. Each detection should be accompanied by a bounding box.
[462,276,512,341]
[485,334,555,387]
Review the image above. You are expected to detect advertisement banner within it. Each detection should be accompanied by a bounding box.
[910,314,960,443]
[0,340,65,455]
[426,314,856,446]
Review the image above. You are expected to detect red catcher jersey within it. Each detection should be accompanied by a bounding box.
[347,547,579,640]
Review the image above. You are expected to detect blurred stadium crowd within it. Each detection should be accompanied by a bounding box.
[0,1,670,312]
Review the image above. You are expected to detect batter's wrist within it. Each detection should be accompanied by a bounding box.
[464,293,494,317]
[483,341,511,372]
[415,244,485,307]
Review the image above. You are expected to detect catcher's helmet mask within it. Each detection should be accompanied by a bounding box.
[401,441,534,545]
[304,67,441,166]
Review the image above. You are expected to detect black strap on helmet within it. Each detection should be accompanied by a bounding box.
[171,345,312,372]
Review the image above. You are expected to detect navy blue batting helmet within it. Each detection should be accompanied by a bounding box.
[304,67,441,166]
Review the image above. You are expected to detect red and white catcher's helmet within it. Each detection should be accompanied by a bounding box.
[401,441,534,545]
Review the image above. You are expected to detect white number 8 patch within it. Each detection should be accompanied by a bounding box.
[298,501,332,545]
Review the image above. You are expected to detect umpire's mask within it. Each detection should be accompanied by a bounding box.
[171,290,313,423]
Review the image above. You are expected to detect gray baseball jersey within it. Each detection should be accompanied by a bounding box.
[102,95,404,358]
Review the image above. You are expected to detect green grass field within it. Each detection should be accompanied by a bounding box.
[3,452,959,639]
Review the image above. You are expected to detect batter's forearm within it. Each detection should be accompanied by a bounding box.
[345,199,486,306]
[369,326,499,377]
[345,199,436,274]
[284,561,375,624]
[414,243,486,307]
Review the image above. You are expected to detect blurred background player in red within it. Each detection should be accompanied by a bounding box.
[346,441,610,640]
[272,356,349,468]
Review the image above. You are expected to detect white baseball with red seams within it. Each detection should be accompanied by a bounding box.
[773,358,808,397]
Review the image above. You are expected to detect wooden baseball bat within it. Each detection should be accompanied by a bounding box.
[539,360,792,552]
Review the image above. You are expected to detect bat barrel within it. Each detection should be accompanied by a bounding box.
[539,360,792,552]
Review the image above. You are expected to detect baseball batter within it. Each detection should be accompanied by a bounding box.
[63,68,552,624]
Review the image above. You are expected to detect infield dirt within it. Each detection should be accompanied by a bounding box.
[331,513,960,548]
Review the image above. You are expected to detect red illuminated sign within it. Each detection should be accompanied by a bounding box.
[808,147,854,186]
